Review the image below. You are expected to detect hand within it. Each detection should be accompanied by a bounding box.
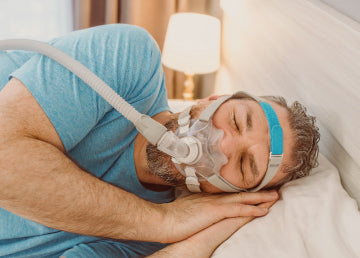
[196,95,223,103]
[154,190,279,243]
[148,195,278,258]
[187,198,278,257]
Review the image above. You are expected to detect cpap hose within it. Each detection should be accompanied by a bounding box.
[0,39,194,161]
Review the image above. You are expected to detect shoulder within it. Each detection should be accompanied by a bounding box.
[62,24,157,48]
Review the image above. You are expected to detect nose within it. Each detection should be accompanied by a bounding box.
[221,131,238,160]
[220,129,251,162]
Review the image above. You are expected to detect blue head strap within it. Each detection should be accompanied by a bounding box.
[259,102,284,155]
[248,100,283,192]
[227,91,284,191]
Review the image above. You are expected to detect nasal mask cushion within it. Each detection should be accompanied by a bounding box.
[173,91,284,193]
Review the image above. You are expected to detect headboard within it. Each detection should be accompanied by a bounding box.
[216,0,360,206]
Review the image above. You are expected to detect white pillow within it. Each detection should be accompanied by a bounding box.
[212,154,360,258]
[168,100,360,257]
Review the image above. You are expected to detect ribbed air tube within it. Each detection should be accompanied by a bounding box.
[0,39,192,160]
[0,39,141,123]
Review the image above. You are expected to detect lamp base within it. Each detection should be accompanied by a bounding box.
[183,73,195,100]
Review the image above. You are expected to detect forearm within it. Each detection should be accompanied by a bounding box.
[0,136,161,241]
[149,241,208,258]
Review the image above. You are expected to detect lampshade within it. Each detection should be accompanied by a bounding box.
[162,12,221,75]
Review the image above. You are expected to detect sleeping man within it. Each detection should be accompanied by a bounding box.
[0,24,320,257]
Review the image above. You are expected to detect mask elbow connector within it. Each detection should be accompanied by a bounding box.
[157,132,202,164]
[134,114,168,146]
[134,114,201,164]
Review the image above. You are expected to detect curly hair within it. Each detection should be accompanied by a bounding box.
[261,96,320,187]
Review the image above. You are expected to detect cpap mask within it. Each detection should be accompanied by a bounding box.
[171,92,284,192]
[0,39,283,193]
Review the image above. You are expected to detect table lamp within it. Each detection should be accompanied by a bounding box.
[162,12,221,100]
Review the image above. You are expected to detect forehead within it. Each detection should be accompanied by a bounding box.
[190,96,259,119]
[220,98,261,114]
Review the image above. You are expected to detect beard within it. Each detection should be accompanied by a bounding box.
[145,104,209,188]
[145,117,187,188]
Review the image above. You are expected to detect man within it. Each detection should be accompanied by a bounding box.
[0,24,319,257]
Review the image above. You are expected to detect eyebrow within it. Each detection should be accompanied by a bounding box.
[244,108,260,186]
[246,109,253,131]
[249,154,260,185]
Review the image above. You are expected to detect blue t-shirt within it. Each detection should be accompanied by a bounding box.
[0,24,174,257]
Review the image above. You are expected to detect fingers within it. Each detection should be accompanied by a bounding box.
[257,198,278,210]
[215,190,279,218]
[221,190,279,205]
[189,216,254,252]
[181,190,279,217]
[156,190,279,243]
[190,198,280,251]
[230,203,269,217]
[208,95,221,101]
[196,95,220,103]
[196,95,223,104]
[195,197,280,246]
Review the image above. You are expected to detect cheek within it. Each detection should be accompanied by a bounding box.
[219,161,242,187]
[212,116,226,130]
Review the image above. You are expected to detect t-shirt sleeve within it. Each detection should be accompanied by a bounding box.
[10,24,168,151]
[0,51,34,90]
[60,239,167,257]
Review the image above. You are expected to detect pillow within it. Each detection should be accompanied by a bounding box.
[212,154,360,258]
[168,100,360,257]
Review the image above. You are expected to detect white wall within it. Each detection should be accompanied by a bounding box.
[217,0,360,205]
[0,0,73,41]
[321,0,360,22]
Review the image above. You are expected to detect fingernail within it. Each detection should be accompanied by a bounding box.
[270,191,278,198]
[261,208,268,214]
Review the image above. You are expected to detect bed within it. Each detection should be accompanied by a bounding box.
[170,0,360,256]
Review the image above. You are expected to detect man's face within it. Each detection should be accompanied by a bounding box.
[146,97,295,192]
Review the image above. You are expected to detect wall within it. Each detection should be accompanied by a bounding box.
[217,0,360,205]
[321,0,360,22]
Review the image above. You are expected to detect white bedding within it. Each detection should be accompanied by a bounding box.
[168,100,360,257]
[212,154,360,258]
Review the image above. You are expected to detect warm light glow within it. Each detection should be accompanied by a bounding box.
[162,12,220,75]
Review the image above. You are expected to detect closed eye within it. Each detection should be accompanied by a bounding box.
[240,157,244,176]
[233,112,240,132]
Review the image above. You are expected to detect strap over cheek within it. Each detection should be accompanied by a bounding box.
[184,167,201,192]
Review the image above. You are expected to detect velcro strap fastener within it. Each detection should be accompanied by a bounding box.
[177,106,192,135]
[178,115,190,127]
[179,126,190,135]
[184,167,201,192]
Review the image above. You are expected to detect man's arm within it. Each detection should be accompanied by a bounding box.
[0,78,278,243]
[149,218,254,258]
[0,78,162,241]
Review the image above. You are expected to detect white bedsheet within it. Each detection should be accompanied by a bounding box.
[212,154,360,258]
